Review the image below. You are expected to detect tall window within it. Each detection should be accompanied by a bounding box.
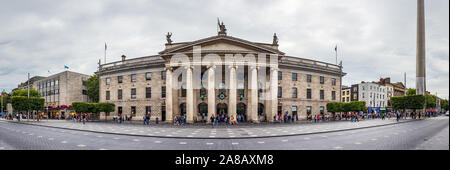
[332,91,336,100]
[278,87,282,98]
[307,89,312,99]
[320,106,325,115]
[320,76,325,84]
[131,74,137,82]
[161,71,166,80]
[106,78,110,85]
[118,107,123,115]
[307,74,312,83]
[181,85,187,97]
[131,88,136,99]
[292,88,298,98]
[320,90,324,100]
[118,76,123,83]
[146,106,151,115]
[292,106,298,115]
[106,91,110,100]
[162,86,166,98]
[278,71,282,80]
[118,89,122,100]
[146,72,152,81]
[331,78,336,86]
[146,87,151,99]
[131,106,136,116]
[292,73,297,81]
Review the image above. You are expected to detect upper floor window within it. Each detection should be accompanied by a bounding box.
[118,76,123,84]
[146,72,152,81]
[320,90,324,100]
[162,86,166,98]
[106,78,110,85]
[278,71,282,80]
[131,88,136,99]
[332,91,336,100]
[307,75,312,83]
[278,87,282,98]
[320,76,325,84]
[292,88,298,98]
[331,78,336,86]
[162,71,166,80]
[131,74,137,82]
[292,73,298,81]
[307,89,312,99]
[118,89,123,100]
[146,87,151,98]
[106,91,110,100]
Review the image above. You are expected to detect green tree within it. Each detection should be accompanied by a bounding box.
[406,89,416,96]
[83,75,99,103]
[391,96,406,111]
[440,99,449,112]
[405,95,425,110]
[11,89,41,97]
[97,103,115,121]
[425,94,437,109]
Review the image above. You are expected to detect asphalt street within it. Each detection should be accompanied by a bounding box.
[0,116,448,150]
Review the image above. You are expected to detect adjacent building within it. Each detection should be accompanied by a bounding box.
[341,86,351,103]
[351,81,388,113]
[13,76,46,91]
[96,27,346,123]
[33,71,91,118]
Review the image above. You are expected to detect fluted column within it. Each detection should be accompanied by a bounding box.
[228,65,237,124]
[207,65,216,123]
[269,67,278,122]
[249,66,259,123]
[186,66,194,123]
[165,67,173,122]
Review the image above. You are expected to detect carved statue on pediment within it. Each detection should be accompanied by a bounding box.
[273,33,279,46]
[166,32,173,44]
[218,22,227,35]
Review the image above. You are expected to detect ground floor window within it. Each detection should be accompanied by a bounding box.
[118,106,122,115]
[277,106,282,116]
[146,106,151,115]
[306,106,312,115]
[131,106,136,116]
[292,106,298,115]
[320,106,325,115]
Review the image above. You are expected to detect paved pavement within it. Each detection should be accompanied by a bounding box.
[0,118,416,139]
[0,116,447,150]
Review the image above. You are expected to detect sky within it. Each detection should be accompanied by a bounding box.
[0,0,448,99]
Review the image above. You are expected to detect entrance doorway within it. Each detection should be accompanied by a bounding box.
[258,103,265,122]
[179,103,186,116]
[216,103,228,116]
[198,103,208,122]
[237,103,247,122]
[161,106,166,121]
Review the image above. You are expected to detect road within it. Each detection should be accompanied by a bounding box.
[0,116,448,150]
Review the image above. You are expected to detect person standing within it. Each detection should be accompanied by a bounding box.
[210,115,215,128]
[82,113,86,125]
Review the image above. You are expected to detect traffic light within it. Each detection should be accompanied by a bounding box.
[240,94,244,100]
[200,94,205,100]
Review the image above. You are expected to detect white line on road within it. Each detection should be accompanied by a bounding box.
[179,142,187,145]
[354,142,362,145]
[257,141,265,144]
[232,142,239,145]
[133,139,140,142]
[61,141,67,144]
[282,140,288,142]
[77,144,86,147]
[206,143,214,145]
[154,141,162,143]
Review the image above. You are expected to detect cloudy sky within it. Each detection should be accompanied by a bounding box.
[0,0,448,98]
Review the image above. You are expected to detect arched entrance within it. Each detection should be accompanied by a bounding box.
[179,103,186,116]
[258,103,266,122]
[216,103,228,117]
[198,103,208,122]
[237,103,247,122]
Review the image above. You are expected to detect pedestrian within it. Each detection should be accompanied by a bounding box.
[210,115,215,128]
[82,113,86,125]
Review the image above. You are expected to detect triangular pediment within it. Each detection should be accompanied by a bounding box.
[159,36,285,55]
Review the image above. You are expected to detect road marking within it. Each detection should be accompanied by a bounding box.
[166,135,173,137]
[97,136,103,138]
[354,142,362,145]
[77,144,86,147]
[61,141,67,144]
[133,139,140,142]
[209,136,215,138]
[187,135,194,137]
[232,142,239,145]
[257,141,265,144]
[206,143,214,145]
[154,141,162,143]
[333,146,343,149]
[98,148,108,150]
[179,142,187,145]
[113,137,120,140]
[282,140,288,142]
[371,138,377,141]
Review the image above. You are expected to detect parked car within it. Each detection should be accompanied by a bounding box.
[445,111,449,116]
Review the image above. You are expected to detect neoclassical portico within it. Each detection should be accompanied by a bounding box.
[160,33,283,124]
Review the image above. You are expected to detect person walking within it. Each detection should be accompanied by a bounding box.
[210,115,215,128]
[82,113,86,125]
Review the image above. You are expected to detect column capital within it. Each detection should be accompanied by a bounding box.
[228,65,237,70]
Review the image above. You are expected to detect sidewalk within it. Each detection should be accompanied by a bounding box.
[1,117,418,139]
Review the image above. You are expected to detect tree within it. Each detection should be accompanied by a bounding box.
[83,75,99,103]
[73,102,90,113]
[97,103,115,121]
[440,99,449,112]
[11,89,41,97]
[391,96,406,111]
[406,89,416,96]
[425,94,437,109]
[405,95,425,110]
[11,96,28,112]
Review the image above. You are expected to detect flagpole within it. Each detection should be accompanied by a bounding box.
[335,45,338,65]
[104,43,107,64]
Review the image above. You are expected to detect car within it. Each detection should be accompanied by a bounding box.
[446,111,449,116]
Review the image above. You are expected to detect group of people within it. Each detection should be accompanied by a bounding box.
[174,115,187,126]
[210,114,238,127]
[71,113,88,124]
[112,114,133,124]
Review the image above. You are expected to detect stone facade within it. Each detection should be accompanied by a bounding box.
[33,71,90,117]
[96,33,345,123]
